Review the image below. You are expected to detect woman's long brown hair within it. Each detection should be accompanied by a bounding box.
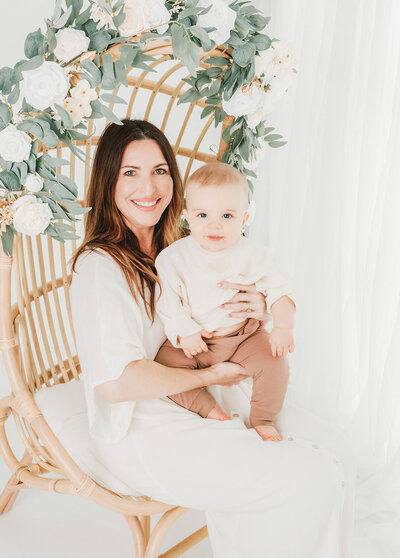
[70,119,184,321]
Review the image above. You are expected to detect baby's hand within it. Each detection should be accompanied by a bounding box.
[178,330,213,359]
[269,327,295,358]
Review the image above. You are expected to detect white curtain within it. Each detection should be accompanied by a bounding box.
[250,1,400,556]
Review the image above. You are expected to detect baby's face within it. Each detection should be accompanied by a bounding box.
[183,183,249,251]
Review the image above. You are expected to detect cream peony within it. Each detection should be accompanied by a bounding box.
[246,107,265,129]
[255,42,296,85]
[70,79,98,105]
[197,0,237,46]
[0,124,32,163]
[91,2,116,30]
[222,81,264,118]
[12,195,53,236]
[118,0,170,37]
[24,173,44,193]
[62,97,86,126]
[54,28,90,63]
[21,61,70,111]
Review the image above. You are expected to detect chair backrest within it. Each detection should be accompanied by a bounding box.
[1,41,232,396]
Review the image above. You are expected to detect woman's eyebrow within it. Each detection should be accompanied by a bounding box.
[121,163,168,169]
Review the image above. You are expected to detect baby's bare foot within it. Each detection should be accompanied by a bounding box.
[206,407,231,421]
[254,423,282,442]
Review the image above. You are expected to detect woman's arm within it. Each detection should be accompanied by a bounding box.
[97,359,248,404]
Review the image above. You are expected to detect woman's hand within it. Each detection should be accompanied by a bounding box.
[218,282,268,321]
[204,362,249,387]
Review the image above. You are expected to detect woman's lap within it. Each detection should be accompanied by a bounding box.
[91,386,355,557]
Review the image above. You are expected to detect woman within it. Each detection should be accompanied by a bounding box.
[70,119,353,558]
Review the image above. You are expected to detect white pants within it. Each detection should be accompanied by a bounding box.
[90,383,356,558]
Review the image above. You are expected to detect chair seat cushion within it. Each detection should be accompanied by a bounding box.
[35,380,138,495]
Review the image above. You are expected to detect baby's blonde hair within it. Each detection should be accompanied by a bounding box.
[185,162,249,198]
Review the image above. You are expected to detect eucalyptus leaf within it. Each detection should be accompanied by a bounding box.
[268,140,286,148]
[90,30,111,52]
[232,43,256,68]
[0,102,11,130]
[80,58,101,86]
[249,34,271,51]
[61,199,91,215]
[57,174,78,197]
[8,83,20,104]
[24,29,45,59]
[19,55,44,72]
[17,120,44,139]
[54,103,74,130]
[53,5,73,29]
[40,154,70,168]
[98,103,123,125]
[41,129,60,148]
[101,93,127,105]
[43,180,76,201]
[1,225,15,256]
[0,170,21,191]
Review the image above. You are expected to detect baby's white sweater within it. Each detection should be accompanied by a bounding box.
[155,235,295,347]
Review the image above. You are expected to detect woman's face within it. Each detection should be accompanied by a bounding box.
[114,138,173,234]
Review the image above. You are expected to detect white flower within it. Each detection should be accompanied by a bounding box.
[262,71,294,115]
[21,61,70,111]
[70,79,98,106]
[0,124,32,163]
[91,2,116,30]
[62,97,86,126]
[255,42,296,85]
[246,107,264,129]
[12,195,53,237]
[54,28,90,63]
[197,0,236,46]
[222,81,264,118]
[118,0,170,37]
[24,173,44,193]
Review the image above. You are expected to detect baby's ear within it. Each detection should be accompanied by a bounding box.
[182,208,189,220]
[242,211,250,226]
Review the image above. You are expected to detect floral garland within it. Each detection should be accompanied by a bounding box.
[0,0,296,256]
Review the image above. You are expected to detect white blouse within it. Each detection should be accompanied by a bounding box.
[70,249,166,443]
[155,235,295,347]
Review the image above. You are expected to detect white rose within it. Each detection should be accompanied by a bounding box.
[118,0,170,37]
[222,81,264,118]
[54,28,90,63]
[24,173,44,193]
[21,61,70,111]
[91,3,116,30]
[12,195,53,236]
[246,107,264,129]
[255,42,296,85]
[0,124,32,163]
[197,0,236,46]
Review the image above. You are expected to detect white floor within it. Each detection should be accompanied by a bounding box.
[0,457,212,558]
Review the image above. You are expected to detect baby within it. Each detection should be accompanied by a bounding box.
[154,162,296,441]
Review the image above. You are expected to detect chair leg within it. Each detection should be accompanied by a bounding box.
[141,515,151,545]
[0,451,32,514]
[124,514,146,558]
[145,507,187,558]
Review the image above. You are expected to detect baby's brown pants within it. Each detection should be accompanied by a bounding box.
[154,318,290,428]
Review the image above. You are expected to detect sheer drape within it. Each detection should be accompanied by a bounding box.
[251,1,400,555]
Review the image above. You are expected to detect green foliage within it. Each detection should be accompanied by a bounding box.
[0,0,290,255]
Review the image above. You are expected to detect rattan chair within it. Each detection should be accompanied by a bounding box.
[0,39,234,557]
